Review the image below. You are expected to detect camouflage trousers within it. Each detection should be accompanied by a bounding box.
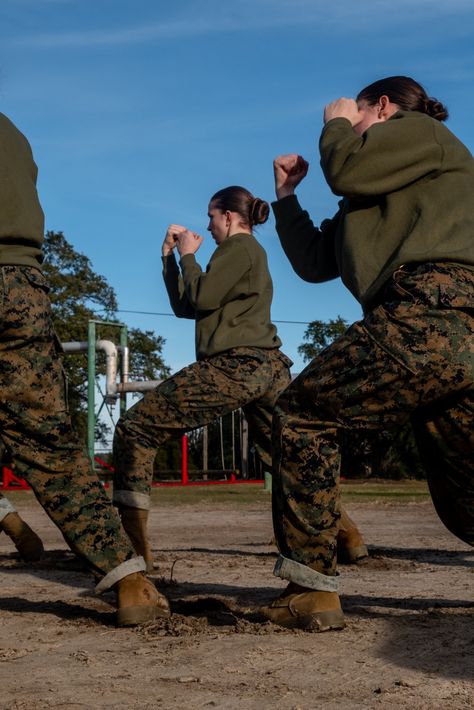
[272,263,474,584]
[112,347,292,508]
[0,266,142,589]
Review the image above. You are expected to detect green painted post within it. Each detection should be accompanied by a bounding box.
[87,320,96,466]
[119,325,128,417]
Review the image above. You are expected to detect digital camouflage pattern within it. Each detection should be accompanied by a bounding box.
[272,263,474,576]
[113,347,293,499]
[0,265,136,577]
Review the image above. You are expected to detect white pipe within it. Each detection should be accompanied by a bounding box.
[62,341,161,399]
[119,345,130,384]
[116,380,161,393]
[62,340,118,402]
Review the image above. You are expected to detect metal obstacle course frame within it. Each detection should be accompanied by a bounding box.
[1,320,268,491]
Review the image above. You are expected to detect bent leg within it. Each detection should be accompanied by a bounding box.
[272,319,449,582]
[113,348,279,508]
[242,349,292,471]
[414,389,474,546]
[0,266,140,584]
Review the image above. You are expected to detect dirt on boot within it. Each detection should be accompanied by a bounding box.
[0,512,44,562]
[116,572,171,627]
[260,586,346,631]
[338,507,369,563]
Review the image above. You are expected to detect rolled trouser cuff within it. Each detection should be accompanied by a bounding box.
[95,555,147,594]
[0,498,17,523]
[113,489,151,510]
[274,555,339,592]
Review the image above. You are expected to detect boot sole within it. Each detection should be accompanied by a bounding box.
[117,604,171,627]
[338,544,369,564]
[262,608,346,632]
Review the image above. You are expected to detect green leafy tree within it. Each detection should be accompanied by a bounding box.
[298,316,424,479]
[298,316,349,361]
[43,231,170,443]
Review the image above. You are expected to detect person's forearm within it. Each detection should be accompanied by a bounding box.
[275,185,296,200]
[320,116,441,197]
[272,195,339,283]
[162,253,195,319]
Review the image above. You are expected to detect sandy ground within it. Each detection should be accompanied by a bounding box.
[0,488,473,710]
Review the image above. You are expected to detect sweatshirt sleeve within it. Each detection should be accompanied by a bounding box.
[179,240,251,311]
[272,194,340,283]
[320,114,443,197]
[162,252,195,319]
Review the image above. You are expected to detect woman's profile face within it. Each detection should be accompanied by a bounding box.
[207,201,229,244]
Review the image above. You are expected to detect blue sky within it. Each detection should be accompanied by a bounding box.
[1,0,474,374]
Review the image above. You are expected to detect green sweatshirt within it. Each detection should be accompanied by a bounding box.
[0,113,45,268]
[162,232,281,360]
[273,111,474,311]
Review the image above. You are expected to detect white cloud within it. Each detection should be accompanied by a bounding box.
[4,0,474,50]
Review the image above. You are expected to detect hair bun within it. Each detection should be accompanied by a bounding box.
[425,97,449,122]
[249,198,270,226]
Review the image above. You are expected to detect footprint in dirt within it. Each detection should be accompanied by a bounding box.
[139,596,292,637]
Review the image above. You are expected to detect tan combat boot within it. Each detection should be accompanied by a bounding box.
[116,572,170,626]
[337,507,369,564]
[0,512,44,562]
[260,583,345,631]
[119,506,154,573]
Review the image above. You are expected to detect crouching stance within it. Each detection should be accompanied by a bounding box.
[261,76,474,631]
[112,187,367,574]
[0,110,168,626]
[112,187,293,570]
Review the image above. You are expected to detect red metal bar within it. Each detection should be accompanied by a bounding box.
[152,479,263,487]
[1,466,30,490]
[2,459,265,491]
[181,434,188,485]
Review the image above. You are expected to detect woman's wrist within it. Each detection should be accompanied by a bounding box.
[276,186,295,200]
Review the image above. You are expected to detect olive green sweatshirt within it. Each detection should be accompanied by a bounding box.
[162,233,281,360]
[0,113,45,268]
[273,111,474,311]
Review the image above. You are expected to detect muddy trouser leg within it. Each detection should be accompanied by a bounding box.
[271,312,473,589]
[0,266,142,592]
[413,390,474,546]
[112,347,288,508]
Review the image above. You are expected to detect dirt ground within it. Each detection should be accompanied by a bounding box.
[0,486,473,710]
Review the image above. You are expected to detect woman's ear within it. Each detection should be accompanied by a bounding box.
[378,95,398,120]
[225,210,232,226]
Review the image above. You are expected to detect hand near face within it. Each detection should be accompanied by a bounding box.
[273,154,309,199]
[176,230,204,257]
[162,224,188,256]
[324,98,360,126]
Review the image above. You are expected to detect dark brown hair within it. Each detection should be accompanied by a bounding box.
[210,186,269,228]
[357,76,448,121]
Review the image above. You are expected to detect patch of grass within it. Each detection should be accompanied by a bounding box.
[2,479,430,510]
[340,479,430,502]
[150,483,269,506]
[149,479,430,506]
